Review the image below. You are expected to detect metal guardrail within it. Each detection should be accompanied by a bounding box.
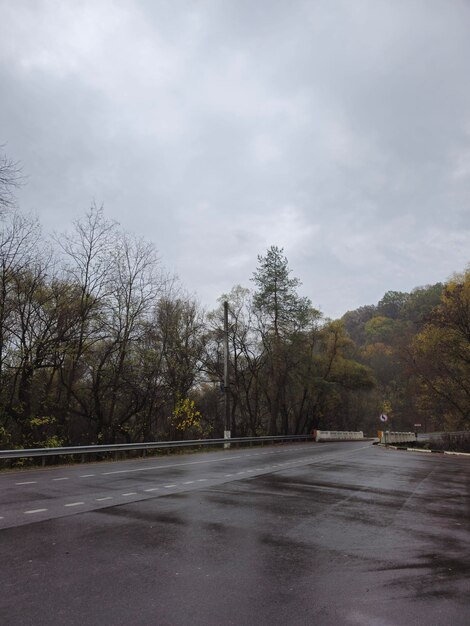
[0,434,314,461]
[417,431,469,440]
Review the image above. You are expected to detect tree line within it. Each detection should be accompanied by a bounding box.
[342,273,470,433]
[0,150,468,449]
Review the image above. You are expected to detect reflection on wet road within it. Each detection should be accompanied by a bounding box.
[1,442,468,625]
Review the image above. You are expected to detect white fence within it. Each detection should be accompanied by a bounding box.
[313,430,364,442]
[378,431,416,444]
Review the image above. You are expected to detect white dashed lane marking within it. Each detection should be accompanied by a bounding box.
[8,450,366,519]
[100,454,246,476]
[4,446,372,520]
[9,446,316,489]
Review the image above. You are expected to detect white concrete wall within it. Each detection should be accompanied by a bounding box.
[314,430,364,442]
[378,431,416,444]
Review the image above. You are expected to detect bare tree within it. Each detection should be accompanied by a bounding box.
[0,148,23,215]
[55,204,117,418]
[101,232,163,441]
[0,210,41,381]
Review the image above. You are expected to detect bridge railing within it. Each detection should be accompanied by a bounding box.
[378,431,416,444]
[313,430,364,442]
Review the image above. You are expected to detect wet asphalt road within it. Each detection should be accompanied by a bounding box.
[0,442,469,625]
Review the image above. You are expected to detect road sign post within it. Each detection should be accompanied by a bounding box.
[379,414,388,445]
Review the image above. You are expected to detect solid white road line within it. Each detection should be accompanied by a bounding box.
[101,454,246,476]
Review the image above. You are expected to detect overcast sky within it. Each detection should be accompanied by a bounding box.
[1,0,469,317]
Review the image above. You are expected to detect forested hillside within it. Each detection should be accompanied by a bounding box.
[342,278,469,433]
[1,153,468,448]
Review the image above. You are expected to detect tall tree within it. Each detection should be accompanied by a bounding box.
[252,246,311,337]
[252,246,311,434]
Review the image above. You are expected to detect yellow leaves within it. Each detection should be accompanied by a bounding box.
[28,417,63,448]
[30,416,56,428]
[41,436,63,448]
[361,343,394,358]
[169,397,205,435]
[176,418,200,432]
[0,425,11,445]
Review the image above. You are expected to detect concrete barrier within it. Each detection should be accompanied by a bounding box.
[378,431,416,444]
[313,430,364,442]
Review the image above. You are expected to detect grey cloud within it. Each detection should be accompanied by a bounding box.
[0,0,469,318]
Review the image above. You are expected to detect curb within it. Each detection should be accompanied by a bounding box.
[379,444,469,457]
[444,451,470,457]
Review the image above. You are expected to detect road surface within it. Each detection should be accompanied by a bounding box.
[1,441,468,625]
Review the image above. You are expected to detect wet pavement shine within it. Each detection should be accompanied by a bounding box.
[0,442,468,625]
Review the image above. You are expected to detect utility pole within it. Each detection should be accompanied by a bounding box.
[223,300,231,447]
